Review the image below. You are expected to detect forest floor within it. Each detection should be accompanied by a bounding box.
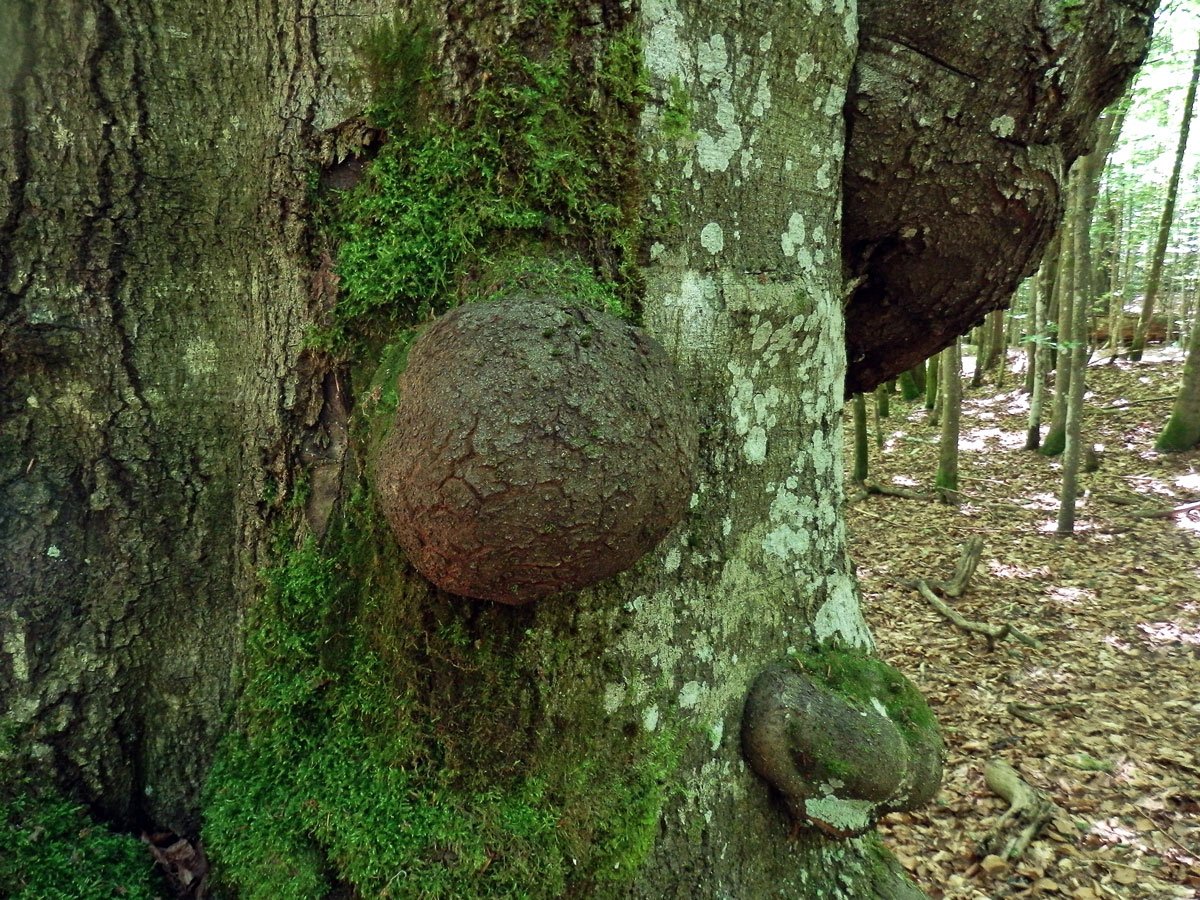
[845,352,1200,900]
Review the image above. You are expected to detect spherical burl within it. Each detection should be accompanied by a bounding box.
[375,295,698,604]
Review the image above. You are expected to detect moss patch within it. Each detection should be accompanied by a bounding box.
[788,644,939,748]
[324,1,648,348]
[203,6,673,896]
[203,490,681,900]
[0,753,163,900]
[1155,413,1199,452]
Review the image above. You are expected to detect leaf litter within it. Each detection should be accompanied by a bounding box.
[845,355,1200,900]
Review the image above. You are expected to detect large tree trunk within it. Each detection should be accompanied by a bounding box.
[2,1,925,896]
[0,0,369,832]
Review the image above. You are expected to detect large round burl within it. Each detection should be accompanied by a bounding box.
[375,295,698,604]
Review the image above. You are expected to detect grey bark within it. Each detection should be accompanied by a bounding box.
[5,1,911,897]
[1026,235,1057,449]
[1042,207,1077,457]
[935,338,961,503]
[0,0,367,831]
[1057,161,1095,533]
[1156,278,1200,450]
[0,1,1160,897]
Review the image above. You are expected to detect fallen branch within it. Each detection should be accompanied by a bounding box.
[1006,702,1044,725]
[847,480,937,503]
[916,580,1008,647]
[1097,395,1176,410]
[1123,498,1200,519]
[939,535,983,598]
[978,760,1057,861]
[912,537,1043,650]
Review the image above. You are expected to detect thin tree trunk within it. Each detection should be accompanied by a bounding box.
[936,338,962,504]
[971,323,987,387]
[854,393,870,481]
[1156,285,1200,450]
[990,309,1008,386]
[1026,260,1051,447]
[876,382,892,418]
[926,350,940,413]
[1057,161,1095,534]
[1026,241,1058,399]
[1131,34,1200,360]
[1043,214,1076,456]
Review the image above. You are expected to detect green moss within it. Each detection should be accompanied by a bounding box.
[1039,426,1066,457]
[356,13,434,136]
[204,491,681,900]
[788,644,939,747]
[325,2,649,347]
[1155,413,1199,452]
[205,8,673,897]
[0,769,163,900]
[660,76,697,141]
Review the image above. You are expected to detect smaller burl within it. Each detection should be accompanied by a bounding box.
[375,295,698,604]
[742,651,944,838]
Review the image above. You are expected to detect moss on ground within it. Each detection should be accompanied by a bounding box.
[0,745,163,900]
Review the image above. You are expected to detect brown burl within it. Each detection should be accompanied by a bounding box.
[375,295,698,604]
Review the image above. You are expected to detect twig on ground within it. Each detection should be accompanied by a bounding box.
[911,539,1044,649]
[847,480,938,504]
[916,580,1009,648]
[1006,702,1044,725]
[940,535,983,598]
[1097,395,1176,410]
[1123,499,1200,519]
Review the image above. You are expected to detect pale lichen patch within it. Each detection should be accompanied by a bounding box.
[700,221,725,253]
[641,0,688,82]
[642,704,660,733]
[990,114,1016,138]
[812,573,875,649]
[804,796,877,834]
[678,680,703,708]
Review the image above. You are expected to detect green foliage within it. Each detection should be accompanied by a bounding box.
[329,6,648,345]
[204,495,681,900]
[0,776,163,900]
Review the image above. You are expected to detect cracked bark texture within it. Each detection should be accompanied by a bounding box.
[0,0,381,832]
[842,0,1156,395]
[375,296,697,604]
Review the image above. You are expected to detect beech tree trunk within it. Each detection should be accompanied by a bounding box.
[936,338,962,503]
[0,0,362,832]
[1156,286,1200,451]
